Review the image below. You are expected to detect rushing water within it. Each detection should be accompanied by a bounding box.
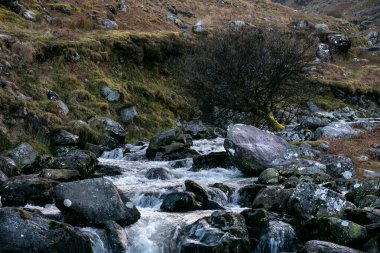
[99,138,254,253]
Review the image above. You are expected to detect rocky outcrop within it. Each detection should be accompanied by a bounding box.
[0,207,93,253]
[51,178,140,226]
[224,124,289,176]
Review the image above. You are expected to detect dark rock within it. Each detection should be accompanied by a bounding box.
[47,89,60,100]
[8,142,38,167]
[24,154,55,174]
[0,207,92,253]
[358,195,378,208]
[328,34,352,54]
[52,150,97,178]
[168,159,190,169]
[252,187,294,211]
[145,167,173,180]
[284,176,300,188]
[191,151,230,171]
[0,175,59,206]
[39,169,81,182]
[237,184,267,207]
[185,180,209,208]
[0,156,19,177]
[51,178,140,226]
[305,240,362,253]
[176,211,251,253]
[95,164,123,176]
[160,192,197,212]
[306,217,367,247]
[51,129,79,146]
[224,124,289,176]
[343,208,380,226]
[316,43,332,62]
[84,143,105,157]
[288,183,350,219]
[257,168,280,185]
[104,220,128,253]
[346,180,380,206]
[207,200,225,210]
[209,183,233,197]
[319,155,356,179]
[364,234,380,253]
[241,208,269,228]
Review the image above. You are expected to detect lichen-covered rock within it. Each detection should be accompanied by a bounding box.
[257,168,280,185]
[52,150,97,178]
[146,128,185,158]
[51,178,140,226]
[0,175,59,206]
[288,183,350,219]
[0,207,93,253]
[345,180,380,206]
[160,192,198,212]
[306,217,367,247]
[8,143,38,167]
[305,240,362,253]
[224,124,289,176]
[319,155,356,179]
[176,211,251,253]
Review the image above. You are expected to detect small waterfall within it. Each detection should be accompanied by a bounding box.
[80,228,109,253]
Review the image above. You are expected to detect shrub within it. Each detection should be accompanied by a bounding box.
[176,28,313,130]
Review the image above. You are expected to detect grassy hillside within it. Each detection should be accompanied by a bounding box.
[0,0,378,153]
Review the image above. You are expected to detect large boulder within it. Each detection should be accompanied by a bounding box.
[305,240,362,253]
[191,152,230,171]
[0,175,59,206]
[0,207,93,253]
[224,124,290,176]
[288,183,351,219]
[52,150,97,178]
[176,211,251,253]
[319,155,356,179]
[8,143,38,167]
[51,178,140,226]
[185,180,209,209]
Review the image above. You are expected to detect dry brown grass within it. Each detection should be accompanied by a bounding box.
[11,41,38,63]
[325,127,380,176]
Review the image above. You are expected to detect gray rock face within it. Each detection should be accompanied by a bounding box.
[101,86,121,102]
[368,31,380,47]
[52,178,140,226]
[51,129,79,146]
[0,156,19,177]
[0,207,93,253]
[305,240,362,253]
[224,124,290,176]
[316,43,332,62]
[55,100,70,116]
[288,183,350,219]
[315,122,360,139]
[0,176,59,206]
[319,155,356,179]
[118,0,127,12]
[8,143,38,167]
[52,150,97,178]
[176,211,251,253]
[120,106,138,123]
